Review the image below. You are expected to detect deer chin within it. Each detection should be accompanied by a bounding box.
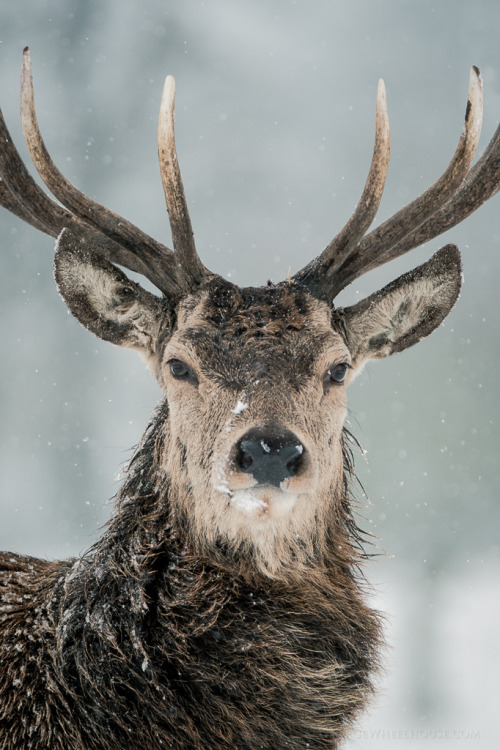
[230,486,299,521]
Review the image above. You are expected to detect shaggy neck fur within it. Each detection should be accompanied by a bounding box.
[0,401,381,750]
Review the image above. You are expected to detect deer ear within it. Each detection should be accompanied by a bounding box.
[54,229,167,356]
[340,244,462,373]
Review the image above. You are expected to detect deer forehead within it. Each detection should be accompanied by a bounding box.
[165,282,349,379]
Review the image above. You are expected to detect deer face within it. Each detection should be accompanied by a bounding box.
[161,281,349,550]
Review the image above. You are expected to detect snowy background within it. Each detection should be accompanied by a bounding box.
[1,1,499,747]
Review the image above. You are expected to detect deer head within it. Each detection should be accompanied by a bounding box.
[1,50,498,576]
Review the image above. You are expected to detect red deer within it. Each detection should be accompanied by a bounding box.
[0,49,497,749]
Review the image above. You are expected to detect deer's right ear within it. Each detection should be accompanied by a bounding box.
[339,244,462,375]
[54,230,168,356]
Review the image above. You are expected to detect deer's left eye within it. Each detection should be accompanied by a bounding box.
[168,359,195,381]
[324,363,350,388]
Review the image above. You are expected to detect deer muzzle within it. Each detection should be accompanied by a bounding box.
[224,424,314,500]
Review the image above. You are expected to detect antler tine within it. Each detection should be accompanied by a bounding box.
[370,120,500,266]
[0,105,183,294]
[323,67,483,300]
[0,105,73,237]
[0,171,57,235]
[158,75,208,286]
[294,79,390,294]
[18,48,187,296]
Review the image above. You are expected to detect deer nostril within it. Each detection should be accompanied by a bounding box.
[239,442,255,471]
[286,445,304,476]
[234,428,306,488]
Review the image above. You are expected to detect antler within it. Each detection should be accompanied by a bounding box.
[0,48,208,297]
[294,79,391,297]
[0,104,175,288]
[295,67,489,302]
[158,75,207,285]
[2,54,497,305]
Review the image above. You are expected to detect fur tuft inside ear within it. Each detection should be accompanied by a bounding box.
[340,244,462,372]
[54,229,168,356]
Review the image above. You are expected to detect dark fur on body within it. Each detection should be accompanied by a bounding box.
[0,396,380,749]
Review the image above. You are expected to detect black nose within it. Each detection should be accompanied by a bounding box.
[234,427,306,488]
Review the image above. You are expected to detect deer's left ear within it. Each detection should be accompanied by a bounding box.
[54,229,168,357]
[340,244,462,374]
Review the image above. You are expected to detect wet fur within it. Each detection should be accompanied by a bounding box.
[0,254,461,748]
[0,403,381,749]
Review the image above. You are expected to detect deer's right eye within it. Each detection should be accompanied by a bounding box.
[168,359,195,381]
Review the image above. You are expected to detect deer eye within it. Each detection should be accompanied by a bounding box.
[324,362,350,388]
[168,359,195,381]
